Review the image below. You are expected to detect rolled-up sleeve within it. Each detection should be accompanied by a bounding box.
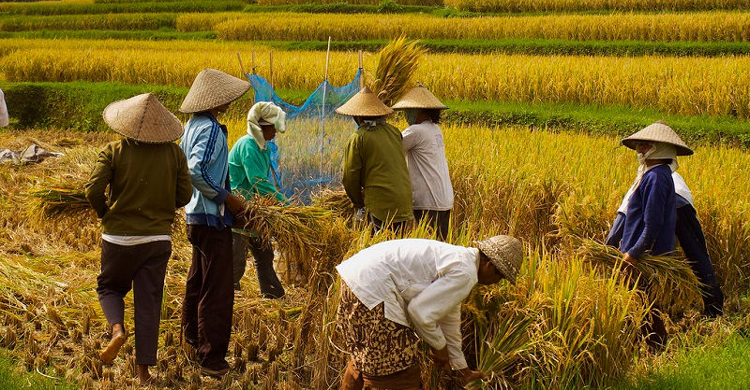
[85,144,114,218]
[406,269,474,351]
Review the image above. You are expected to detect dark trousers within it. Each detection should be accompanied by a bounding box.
[413,209,450,241]
[97,240,171,366]
[232,232,285,299]
[181,225,234,370]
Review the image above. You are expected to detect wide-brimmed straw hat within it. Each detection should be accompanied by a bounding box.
[180,68,251,114]
[103,93,183,143]
[335,87,394,117]
[473,235,524,284]
[621,121,693,156]
[391,83,448,110]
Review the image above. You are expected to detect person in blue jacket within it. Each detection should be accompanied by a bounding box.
[607,121,724,319]
[179,69,251,378]
[615,121,696,348]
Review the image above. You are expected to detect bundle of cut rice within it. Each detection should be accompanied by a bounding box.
[370,36,426,107]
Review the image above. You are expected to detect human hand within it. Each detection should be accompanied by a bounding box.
[430,347,451,371]
[224,193,246,216]
[622,252,635,265]
[458,368,486,385]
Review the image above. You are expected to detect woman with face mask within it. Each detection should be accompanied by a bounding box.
[392,84,453,240]
[607,121,724,318]
[610,121,694,348]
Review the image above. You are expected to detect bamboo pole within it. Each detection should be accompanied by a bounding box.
[251,51,256,74]
[270,51,274,88]
[358,50,364,89]
[320,36,332,178]
[236,52,247,77]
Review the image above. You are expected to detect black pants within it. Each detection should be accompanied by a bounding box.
[181,225,234,370]
[413,209,450,241]
[232,232,285,299]
[97,240,171,366]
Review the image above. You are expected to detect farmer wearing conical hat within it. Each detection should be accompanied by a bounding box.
[611,121,691,347]
[228,101,287,297]
[336,236,524,389]
[607,121,724,318]
[84,93,192,385]
[337,87,413,233]
[179,68,250,377]
[392,84,453,240]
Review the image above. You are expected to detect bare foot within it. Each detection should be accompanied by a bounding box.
[137,364,154,386]
[99,323,127,364]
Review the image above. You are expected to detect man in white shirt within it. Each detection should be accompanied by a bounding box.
[0,87,9,128]
[393,85,453,240]
[336,235,524,389]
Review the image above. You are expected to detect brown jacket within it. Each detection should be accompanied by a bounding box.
[85,139,192,236]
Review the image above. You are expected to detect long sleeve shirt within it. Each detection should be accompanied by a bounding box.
[180,113,233,229]
[85,139,192,236]
[342,121,413,223]
[336,239,479,370]
[620,164,676,259]
[228,134,286,202]
[402,120,454,211]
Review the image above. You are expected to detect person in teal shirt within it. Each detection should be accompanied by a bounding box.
[228,102,287,297]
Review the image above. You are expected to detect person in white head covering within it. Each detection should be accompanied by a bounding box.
[0,88,9,128]
[228,102,287,297]
[392,84,453,240]
[607,121,724,318]
[84,93,192,385]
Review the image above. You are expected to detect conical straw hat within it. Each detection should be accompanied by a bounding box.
[335,87,394,117]
[392,84,448,110]
[103,93,183,143]
[180,68,251,114]
[473,235,524,284]
[621,121,693,156]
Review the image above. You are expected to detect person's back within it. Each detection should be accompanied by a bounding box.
[346,121,413,223]
[93,139,191,235]
[402,120,453,211]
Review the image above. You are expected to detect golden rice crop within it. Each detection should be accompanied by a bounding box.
[6,40,750,118]
[0,13,176,32]
[174,11,243,32]
[445,0,750,12]
[255,0,444,5]
[214,11,750,42]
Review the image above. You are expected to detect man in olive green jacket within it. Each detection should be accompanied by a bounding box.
[85,93,192,385]
[337,87,413,232]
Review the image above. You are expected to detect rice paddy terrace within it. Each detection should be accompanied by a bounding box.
[1,0,750,389]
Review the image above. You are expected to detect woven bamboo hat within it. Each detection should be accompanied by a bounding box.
[474,235,524,284]
[392,83,448,110]
[621,121,693,156]
[335,87,394,117]
[179,68,251,114]
[103,93,183,143]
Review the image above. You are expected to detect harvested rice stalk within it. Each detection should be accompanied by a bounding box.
[311,188,355,219]
[237,195,334,282]
[370,36,426,107]
[575,238,703,315]
[27,185,90,218]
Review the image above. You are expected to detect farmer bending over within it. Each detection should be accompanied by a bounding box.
[85,93,192,385]
[336,236,524,389]
[338,87,414,234]
[228,101,287,297]
[179,69,250,377]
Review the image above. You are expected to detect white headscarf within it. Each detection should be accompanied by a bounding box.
[247,102,286,150]
[617,142,684,214]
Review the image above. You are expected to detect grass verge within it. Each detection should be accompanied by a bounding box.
[616,333,750,389]
[2,81,749,147]
[0,350,77,390]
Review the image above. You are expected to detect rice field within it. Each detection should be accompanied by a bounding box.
[6,40,750,118]
[2,0,750,388]
[0,124,746,388]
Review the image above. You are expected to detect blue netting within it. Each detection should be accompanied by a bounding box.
[247,70,362,203]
